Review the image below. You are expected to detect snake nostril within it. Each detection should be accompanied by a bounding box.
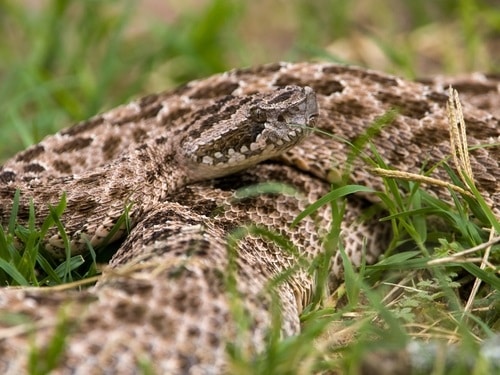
[277,114,285,122]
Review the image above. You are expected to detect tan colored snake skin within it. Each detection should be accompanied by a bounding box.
[0,62,498,374]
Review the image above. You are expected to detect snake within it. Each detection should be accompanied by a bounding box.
[0,62,498,374]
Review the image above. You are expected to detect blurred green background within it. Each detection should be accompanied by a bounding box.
[1,0,499,161]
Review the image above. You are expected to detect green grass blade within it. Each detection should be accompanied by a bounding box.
[0,257,29,286]
[234,182,299,200]
[292,185,374,227]
[8,189,21,234]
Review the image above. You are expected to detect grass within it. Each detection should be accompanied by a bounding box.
[0,0,499,373]
[224,145,499,374]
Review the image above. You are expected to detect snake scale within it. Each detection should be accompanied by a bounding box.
[0,62,498,374]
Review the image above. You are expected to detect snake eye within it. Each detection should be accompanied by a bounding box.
[249,106,267,123]
[287,105,300,114]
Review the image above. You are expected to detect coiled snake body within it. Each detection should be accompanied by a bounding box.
[0,62,498,374]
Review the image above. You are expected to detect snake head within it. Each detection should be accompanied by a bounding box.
[180,85,318,182]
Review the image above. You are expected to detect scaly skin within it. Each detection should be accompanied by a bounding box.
[0,62,498,374]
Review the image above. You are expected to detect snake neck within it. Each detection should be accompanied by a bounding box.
[127,141,190,203]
